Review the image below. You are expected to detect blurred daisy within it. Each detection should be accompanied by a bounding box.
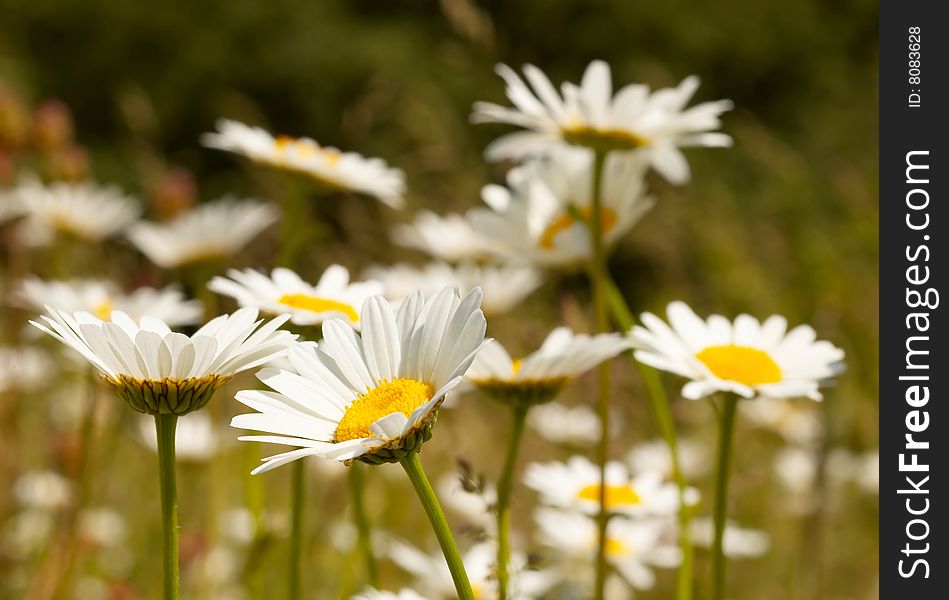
[472,60,733,183]
[739,397,822,445]
[535,508,680,591]
[389,539,552,600]
[527,402,601,446]
[365,261,541,316]
[137,412,220,461]
[202,119,405,208]
[469,148,654,267]
[30,307,294,415]
[232,289,487,469]
[524,455,679,518]
[352,589,429,600]
[127,197,278,268]
[10,178,140,246]
[629,301,845,401]
[466,326,631,407]
[209,265,382,328]
[391,211,500,262]
[0,346,53,393]
[690,518,770,559]
[18,277,202,325]
[626,437,710,480]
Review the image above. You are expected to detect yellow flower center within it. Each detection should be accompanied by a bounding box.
[334,378,434,442]
[695,345,782,387]
[562,123,650,152]
[577,484,641,510]
[277,294,359,322]
[93,299,113,321]
[539,206,617,250]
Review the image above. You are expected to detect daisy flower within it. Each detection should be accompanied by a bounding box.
[629,301,845,401]
[468,147,654,267]
[231,288,487,468]
[472,60,733,183]
[391,211,501,262]
[11,178,140,246]
[690,518,770,559]
[352,589,429,600]
[527,401,601,446]
[365,261,541,316]
[18,277,203,326]
[30,306,294,415]
[209,265,383,328]
[535,508,680,591]
[127,197,278,268]
[524,455,680,518]
[466,326,631,407]
[201,119,405,208]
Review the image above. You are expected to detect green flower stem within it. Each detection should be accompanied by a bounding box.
[155,414,179,600]
[400,451,474,600]
[604,276,694,600]
[584,149,614,600]
[289,458,306,600]
[712,395,739,600]
[349,461,380,588]
[496,404,529,600]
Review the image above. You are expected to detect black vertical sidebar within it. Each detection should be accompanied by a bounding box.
[880,2,948,598]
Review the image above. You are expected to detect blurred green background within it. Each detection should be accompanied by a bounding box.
[0,0,878,598]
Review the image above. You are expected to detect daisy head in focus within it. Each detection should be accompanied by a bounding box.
[535,508,681,592]
[30,307,295,415]
[201,119,405,208]
[365,261,541,317]
[628,301,845,401]
[466,326,631,408]
[469,147,654,268]
[9,177,140,247]
[472,59,733,184]
[525,455,682,518]
[18,277,203,326]
[231,288,487,470]
[127,197,278,269]
[209,265,383,328]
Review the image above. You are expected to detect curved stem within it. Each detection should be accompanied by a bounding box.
[400,452,474,600]
[604,277,694,600]
[349,462,379,588]
[496,405,529,600]
[712,396,739,600]
[155,414,179,600]
[289,458,306,600]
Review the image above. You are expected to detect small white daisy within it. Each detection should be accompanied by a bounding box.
[629,301,845,401]
[127,197,279,268]
[472,60,733,183]
[209,265,383,328]
[232,288,487,469]
[690,518,770,559]
[527,402,601,446]
[468,148,654,267]
[524,455,679,518]
[365,261,542,316]
[202,119,405,208]
[18,277,203,326]
[466,326,631,407]
[351,589,430,600]
[11,178,141,246]
[534,508,680,591]
[391,211,501,262]
[30,306,295,415]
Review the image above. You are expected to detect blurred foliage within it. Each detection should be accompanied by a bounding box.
[0,1,877,599]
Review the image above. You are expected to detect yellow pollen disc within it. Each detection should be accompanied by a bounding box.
[93,300,113,321]
[511,358,523,375]
[278,294,359,322]
[334,378,434,442]
[695,345,782,386]
[577,484,641,510]
[539,206,617,250]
